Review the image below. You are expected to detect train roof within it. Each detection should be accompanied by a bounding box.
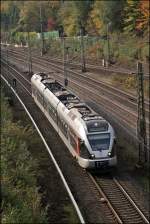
[33,73,109,127]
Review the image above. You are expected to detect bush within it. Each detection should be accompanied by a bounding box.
[111,74,137,90]
[1,91,48,224]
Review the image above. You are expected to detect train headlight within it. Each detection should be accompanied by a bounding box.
[108,152,112,157]
[91,154,95,159]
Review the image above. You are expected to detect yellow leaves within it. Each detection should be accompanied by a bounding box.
[87,1,102,35]
[125,0,149,34]
[65,19,76,36]
[139,0,149,28]
[136,0,149,31]
[127,0,136,5]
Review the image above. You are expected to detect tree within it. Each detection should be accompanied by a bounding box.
[136,0,149,34]
[124,0,141,35]
[87,1,103,35]
[18,1,42,32]
[74,0,94,27]
[87,0,126,35]
[1,1,20,30]
[17,1,61,32]
[58,1,78,36]
[99,0,126,32]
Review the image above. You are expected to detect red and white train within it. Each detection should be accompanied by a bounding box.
[31,72,117,169]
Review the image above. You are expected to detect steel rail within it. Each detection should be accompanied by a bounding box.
[1,66,31,95]
[2,55,149,147]
[1,59,31,85]
[2,49,149,108]
[3,46,149,77]
[88,173,123,224]
[1,74,85,224]
[10,49,150,109]
[89,172,149,224]
[2,54,149,120]
[113,178,149,224]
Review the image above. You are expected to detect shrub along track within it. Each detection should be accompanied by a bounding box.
[1,61,149,223]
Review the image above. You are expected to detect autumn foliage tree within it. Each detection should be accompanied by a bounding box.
[124,0,149,36]
[136,0,149,33]
[0,0,149,37]
[87,1,102,35]
[47,18,56,31]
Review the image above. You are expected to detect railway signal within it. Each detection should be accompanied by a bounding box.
[136,62,147,165]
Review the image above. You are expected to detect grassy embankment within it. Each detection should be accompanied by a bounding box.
[1,89,79,223]
[1,91,48,224]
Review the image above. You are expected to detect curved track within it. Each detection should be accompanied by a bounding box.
[2,48,149,114]
[1,61,149,224]
[1,68,85,224]
[1,50,150,146]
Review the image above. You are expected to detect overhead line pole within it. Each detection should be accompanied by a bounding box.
[106,22,111,67]
[136,62,147,165]
[27,31,33,75]
[63,34,67,86]
[79,22,86,72]
[40,1,45,56]
[59,25,68,87]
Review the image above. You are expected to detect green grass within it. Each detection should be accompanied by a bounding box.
[110,73,149,98]
[116,131,149,194]
[63,204,79,224]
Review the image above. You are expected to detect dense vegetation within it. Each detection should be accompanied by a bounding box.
[1,91,48,224]
[1,0,149,36]
[1,1,149,64]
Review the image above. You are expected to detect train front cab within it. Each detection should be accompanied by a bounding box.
[77,133,117,169]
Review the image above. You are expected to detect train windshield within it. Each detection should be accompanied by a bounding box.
[88,133,110,151]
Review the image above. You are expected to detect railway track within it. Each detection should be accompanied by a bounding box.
[1,69,85,224]
[89,173,149,224]
[1,62,112,223]
[1,58,139,130]
[1,52,150,144]
[1,62,149,224]
[2,45,149,77]
[2,48,149,112]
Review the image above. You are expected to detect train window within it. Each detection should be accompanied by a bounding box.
[48,105,57,121]
[43,99,47,109]
[36,91,44,105]
[69,131,77,149]
[53,112,57,122]
[58,117,68,138]
[79,140,90,159]
[86,120,109,132]
[88,133,110,151]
